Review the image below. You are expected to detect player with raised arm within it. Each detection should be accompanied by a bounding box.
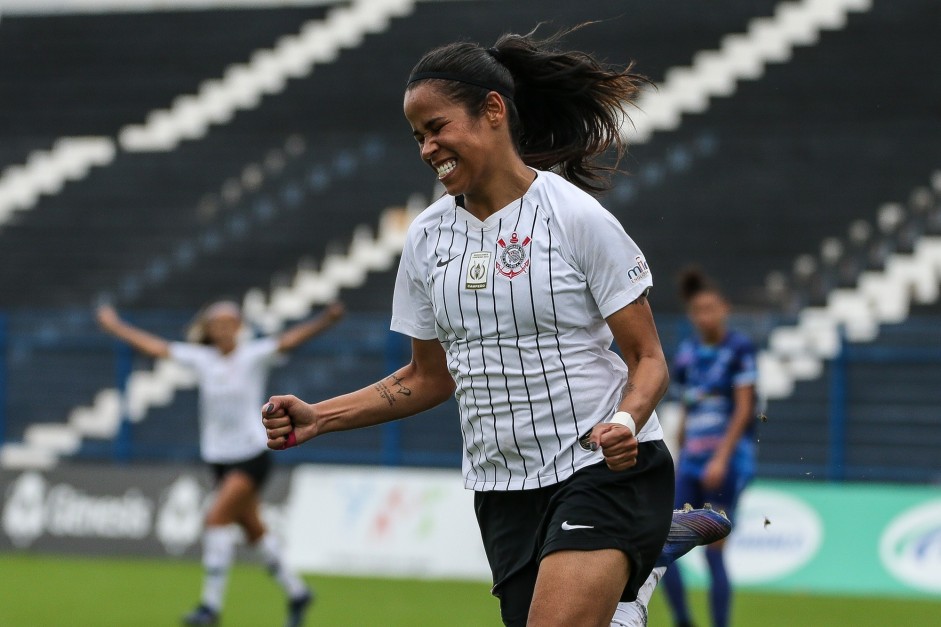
[660,268,758,627]
[98,300,344,627]
[263,27,728,627]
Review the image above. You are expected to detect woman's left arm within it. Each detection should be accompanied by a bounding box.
[277,302,345,352]
[703,384,756,489]
[588,293,670,470]
[608,293,670,428]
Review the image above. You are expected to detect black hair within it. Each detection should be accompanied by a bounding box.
[406,24,649,192]
[678,266,721,304]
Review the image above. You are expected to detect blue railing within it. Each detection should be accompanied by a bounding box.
[832,338,941,483]
[827,334,848,482]
[112,339,135,464]
[0,308,938,483]
[0,313,6,448]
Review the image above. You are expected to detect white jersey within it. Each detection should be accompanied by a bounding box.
[169,337,279,464]
[392,169,664,491]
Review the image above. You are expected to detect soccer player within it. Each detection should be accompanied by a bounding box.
[660,268,758,627]
[263,27,724,627]
[97,301,345,627]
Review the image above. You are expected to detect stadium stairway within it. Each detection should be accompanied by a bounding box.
[0,3,343,169]
[733,164,941,485]
[776,176,941,314]
[607,0,941,312]
[761,178,941,395]
[0,0,414,232]
[0,0,786,311]
[758,304,941,484]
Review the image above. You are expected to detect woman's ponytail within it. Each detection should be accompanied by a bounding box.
[491,26,647,191]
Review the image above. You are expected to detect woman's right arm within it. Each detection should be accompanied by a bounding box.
[96,305,170,359]
[262,337,455,449]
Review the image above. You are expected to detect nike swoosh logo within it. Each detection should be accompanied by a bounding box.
[436,255,460,267]
[561,521,595,531]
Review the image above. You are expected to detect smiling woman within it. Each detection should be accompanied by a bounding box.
[261,25,720,627]
[401,31,649,228]
[405,28,648,201]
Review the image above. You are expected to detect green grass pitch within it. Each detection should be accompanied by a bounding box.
[1,553,938,626]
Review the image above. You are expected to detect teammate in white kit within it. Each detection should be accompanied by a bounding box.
[262,27,727,627]
[98,300,344,627]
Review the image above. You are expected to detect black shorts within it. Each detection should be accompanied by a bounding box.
[474,440,674,627]
[210,451,272,489]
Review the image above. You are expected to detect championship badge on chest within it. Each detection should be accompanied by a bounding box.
[465,251,491,289]
[495,232,531,279]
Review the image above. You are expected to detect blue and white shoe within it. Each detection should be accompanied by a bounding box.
[285,589,314,627]
[182,604,219,626]
[655,503,732,568]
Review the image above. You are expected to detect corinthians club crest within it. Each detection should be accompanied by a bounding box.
[496,232,532,279]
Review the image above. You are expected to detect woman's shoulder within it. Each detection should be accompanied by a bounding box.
[237,336,280,359]
[170,340,213,353]
[241,335,277,349]
[532,170,602,206]
[725,329,756,352]
[530,171,613,229]
[168,341,216,364]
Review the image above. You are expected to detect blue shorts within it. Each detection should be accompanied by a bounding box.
[674,461,752,521]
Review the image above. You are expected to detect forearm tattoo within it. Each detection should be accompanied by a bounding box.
[390,373,412,397]
[375,373,412,406]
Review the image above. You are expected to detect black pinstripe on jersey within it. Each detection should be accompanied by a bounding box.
[545,214,581,478]
[491,217,527,488]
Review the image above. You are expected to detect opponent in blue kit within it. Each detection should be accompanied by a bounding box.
[661,269,758,627]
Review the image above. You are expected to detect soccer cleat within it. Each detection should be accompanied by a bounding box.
[655,503,732,568]
[181,604,219,626]
[285,589,314,627]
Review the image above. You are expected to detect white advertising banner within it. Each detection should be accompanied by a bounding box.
[284,464,491,581]
[0,464,291,557]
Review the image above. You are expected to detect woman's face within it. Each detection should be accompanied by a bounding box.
[205,313,241,347]
[687,291,728,341]
[403,83,502,197]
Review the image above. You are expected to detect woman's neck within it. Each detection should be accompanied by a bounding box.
[463,160,535,221]
[215,341,237,355]
[700,327,726,346]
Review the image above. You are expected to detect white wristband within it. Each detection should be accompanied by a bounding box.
[611,411,637,437]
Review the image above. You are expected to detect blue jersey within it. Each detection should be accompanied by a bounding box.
[672,330,757,476]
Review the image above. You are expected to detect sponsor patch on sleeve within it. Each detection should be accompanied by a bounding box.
[627,255,651,284]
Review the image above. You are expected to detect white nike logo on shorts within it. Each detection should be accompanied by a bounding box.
[561,521,595,531]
